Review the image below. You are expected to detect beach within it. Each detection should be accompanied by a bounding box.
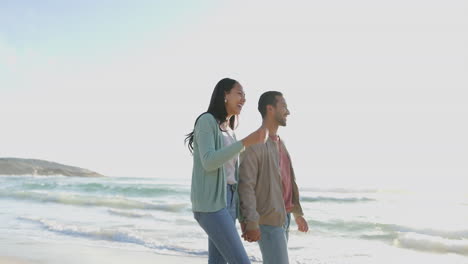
[0,257,32,264]
[1,175,467,264]
[0,234,205,264]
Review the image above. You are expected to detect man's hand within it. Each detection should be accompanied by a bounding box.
[241,222,247,234]
[295,216,309,232]
[242,228,261,242]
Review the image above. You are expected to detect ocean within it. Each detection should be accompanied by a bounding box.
[0,175,467,263]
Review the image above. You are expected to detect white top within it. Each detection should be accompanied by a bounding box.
[221,124,238,185]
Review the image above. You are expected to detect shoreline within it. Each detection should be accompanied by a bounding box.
[0,256,34,264]
[0,236,206,264]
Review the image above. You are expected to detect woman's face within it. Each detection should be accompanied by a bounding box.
[225,83,246,116]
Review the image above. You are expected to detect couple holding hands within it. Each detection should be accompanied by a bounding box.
[186,78,309,264]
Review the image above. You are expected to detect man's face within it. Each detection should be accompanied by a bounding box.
[273,96,290,126]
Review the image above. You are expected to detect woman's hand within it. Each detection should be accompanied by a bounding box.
[242,127,269,147]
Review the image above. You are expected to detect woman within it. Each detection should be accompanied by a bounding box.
[185,78,267,264]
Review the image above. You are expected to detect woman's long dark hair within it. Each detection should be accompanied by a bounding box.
[185,78,239,153]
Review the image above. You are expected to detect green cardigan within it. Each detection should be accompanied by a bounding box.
[190,113,244,213]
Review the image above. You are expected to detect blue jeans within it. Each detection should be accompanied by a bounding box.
[194,185,250,264]
[258,213,291,264]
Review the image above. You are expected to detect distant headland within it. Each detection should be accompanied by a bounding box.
[0,158,104,177]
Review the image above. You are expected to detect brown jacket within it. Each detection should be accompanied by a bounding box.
[238,137,304,230]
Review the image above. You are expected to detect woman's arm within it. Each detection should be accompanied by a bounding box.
[195,114,244,172]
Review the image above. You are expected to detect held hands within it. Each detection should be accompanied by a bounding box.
[241,223,261,242]
[295,216,309,232]
[242,127,269,148]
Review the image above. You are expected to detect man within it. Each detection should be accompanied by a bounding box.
[239,91,309,264]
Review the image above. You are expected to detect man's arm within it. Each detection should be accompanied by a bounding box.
[290,165,309,232]
[238,146,260,231]
[290,177,305,218]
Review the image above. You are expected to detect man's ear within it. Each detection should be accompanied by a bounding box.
[266,105,274,114]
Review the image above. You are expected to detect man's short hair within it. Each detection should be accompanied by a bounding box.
[258,91,283,118]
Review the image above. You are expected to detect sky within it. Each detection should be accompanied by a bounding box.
[1,0,467,190]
